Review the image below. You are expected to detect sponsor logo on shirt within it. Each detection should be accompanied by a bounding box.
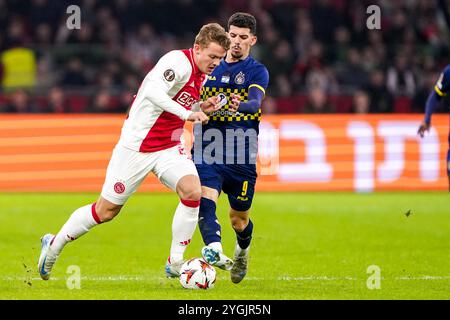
[176,92,196,108]
[221,75,230,83]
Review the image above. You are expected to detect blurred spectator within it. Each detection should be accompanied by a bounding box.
[411,70,439,113]
[29,0,59,30]
[366,31,387,68]
[257,22,279,62]
[69,22,96,45]
[365,70,394,113]
[117,90,134,114]
[331,26,352,64]
[100,19,123,52]
[124,23,162,73]
[104,60,123,87]
[386,8,408,46]
[414,0,441,45]
[335,48,369,90]
[60,58,88,87]
[301,40,324,71]
[88,90,113,113]
[293,10,314,60]
[114,0,141,33]
[88,90,121,113]
[261,96,277,115]
[40,86,69,113]
[273,75,293,98]
[269,0,298,42]
[386,53,416,96]
[123,73,140,92]
[304,87,335,114]
[81,0,98,24]
[296,41,339,92]
[4,18,29,48]
[351,90,370,114]
[262,39,295,79]
[1,40,37,91]
[360,46,379,73]
[304,65,338,93]
[34,23,53,46]
[3,89,37,112]
[310,0,341,43]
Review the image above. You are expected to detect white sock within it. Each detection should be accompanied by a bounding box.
[208,241,223,252]
[236,242,250,256]
[170,200,199,263]
[50,203,100,255]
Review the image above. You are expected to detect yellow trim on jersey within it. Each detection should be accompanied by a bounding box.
[248,83,265,95]
[201,86,261,121]
[434,85,446,97]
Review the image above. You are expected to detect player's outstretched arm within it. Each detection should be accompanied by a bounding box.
[418,90,441,138]
[419,65,449,137]
[231,64,269,114]
[417,122,431,138]
[228,87,264,114]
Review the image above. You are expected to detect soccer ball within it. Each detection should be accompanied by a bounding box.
[179,258,216,289]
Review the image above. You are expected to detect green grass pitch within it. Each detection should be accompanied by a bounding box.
[0,192,449,300]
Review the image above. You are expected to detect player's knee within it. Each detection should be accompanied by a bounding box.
[99,209,119,222]
[96,204,121,222]
[230,215,248,232]
[176,176,202,201]
[178,184,202,201]
[183,187,202,201]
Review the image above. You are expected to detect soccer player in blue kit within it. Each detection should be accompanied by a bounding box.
[417,64,450,191]
[192,12,269,283]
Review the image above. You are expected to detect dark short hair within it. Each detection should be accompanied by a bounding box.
[228,12,257,35]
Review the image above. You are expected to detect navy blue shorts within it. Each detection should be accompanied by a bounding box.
[196,163,257,211]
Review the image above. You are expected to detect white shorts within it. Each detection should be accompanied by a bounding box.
[101,144,198,205]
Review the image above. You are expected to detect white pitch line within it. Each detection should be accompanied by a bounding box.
[279,276,358,281]
[396,276,450,280]
[3,275,450,282]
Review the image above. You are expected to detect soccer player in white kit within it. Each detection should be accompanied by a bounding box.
[38,23,231,280]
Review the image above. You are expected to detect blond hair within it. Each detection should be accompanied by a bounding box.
[194,23,231,51]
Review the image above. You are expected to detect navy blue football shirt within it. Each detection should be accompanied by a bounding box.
[193,54,269,168]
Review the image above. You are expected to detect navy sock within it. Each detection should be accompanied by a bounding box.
[198,197,221,245]
[235,219,253,249]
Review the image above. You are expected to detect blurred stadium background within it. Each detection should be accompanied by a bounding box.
[0,0,448,192]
